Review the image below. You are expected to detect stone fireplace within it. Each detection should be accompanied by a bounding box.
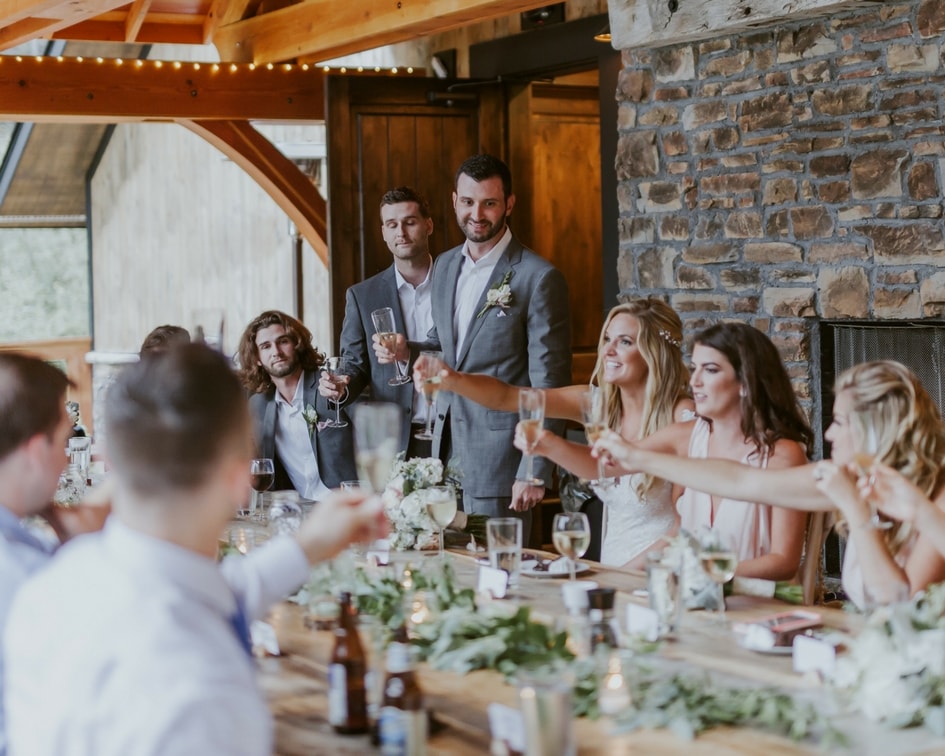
[611,0,945,460]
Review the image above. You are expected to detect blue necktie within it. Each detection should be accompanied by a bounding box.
[229,599,253,657]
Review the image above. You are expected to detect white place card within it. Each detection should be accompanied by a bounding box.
[626,603,660,642]
[250,620,280,656]
[792,634,837,676]
[478,565,510,599]
[488,702,526,754]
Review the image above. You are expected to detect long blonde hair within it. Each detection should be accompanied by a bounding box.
[834,360,945,553]
[590,298,690,496]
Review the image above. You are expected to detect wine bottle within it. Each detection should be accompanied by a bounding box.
[328,592,369,734]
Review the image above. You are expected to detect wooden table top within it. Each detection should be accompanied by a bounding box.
[255,549,945,755]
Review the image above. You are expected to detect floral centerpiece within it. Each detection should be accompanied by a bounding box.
[830,582,945,733]
[381,456,487,551]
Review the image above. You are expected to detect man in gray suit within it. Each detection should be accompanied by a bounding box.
[377,154,571,530]
[237,310,356,496]
[320,187,435,459]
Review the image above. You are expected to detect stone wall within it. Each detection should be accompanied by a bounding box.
[614,0,945,432]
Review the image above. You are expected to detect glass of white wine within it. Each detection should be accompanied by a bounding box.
[425,485,457,559]
[370,307,412,387]
[552,511,591,581]
[517,388,546,486]
[352,402,402,493]
[415,351,443,441]
[322,356,348,428]
[852,410,892,530]
[698,533,739,624]
[579,386,613,489]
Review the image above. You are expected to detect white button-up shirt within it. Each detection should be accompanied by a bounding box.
[5,519,310,756]
[395,265,433,424]
[452,226,512,356]
[274,377,331,501]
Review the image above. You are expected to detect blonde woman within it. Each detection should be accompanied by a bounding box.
[594,361,945,607]
[423,298,693,567]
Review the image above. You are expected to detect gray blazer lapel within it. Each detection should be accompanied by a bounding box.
[456,247,518,368]
[302,369,321,454]
[261,399,277,459]
[435,251,463,365]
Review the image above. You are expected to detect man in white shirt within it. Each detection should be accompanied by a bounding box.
[4,343,387,756]
[238,310,357,498]
[0,354,108,756]
[320,186,435,459]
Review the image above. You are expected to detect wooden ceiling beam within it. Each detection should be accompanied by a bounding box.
[123,0,152,42]
[53,18,206,44]
[0,0,63,30]
[608,0,871,49]
[213,0,556,64]
[180,119,328,265]
[202,0,254,44]
[0,55,326,121]
[0,0,135,51]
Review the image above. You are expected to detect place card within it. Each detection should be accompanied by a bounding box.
[626,603,660,642]
[250,620,280,656]
[488,702,525,755]
[366,542,390,566]
[478,565,510,599]
[792,634,837,677]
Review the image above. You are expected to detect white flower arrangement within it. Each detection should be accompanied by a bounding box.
[301,403,318,436]
[829,583,945,732]
[477,270,513,318]
[382,456,449,551]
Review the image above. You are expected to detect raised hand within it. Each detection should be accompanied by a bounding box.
[866,463,929,524]
[590,429,639,474]
[318,371,350,400]
[371,331,408,364]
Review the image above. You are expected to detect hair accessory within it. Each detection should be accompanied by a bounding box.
[658,329,682,349]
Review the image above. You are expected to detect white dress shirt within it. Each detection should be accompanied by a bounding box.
[395,265,433,424]
[274,376,331,501]
[4,519,310,756]
[452,226,512,356]
[0,506,57,756]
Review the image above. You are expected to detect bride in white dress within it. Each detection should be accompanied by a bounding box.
[425,298,694,568]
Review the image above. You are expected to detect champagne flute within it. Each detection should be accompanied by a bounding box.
[322,356,348,428]
[371,307,412,387]
[852,410,892,530]
[352,403,402,493]
[248,458,274,518]
[579,386,614,489]
[552,511,591,581]
[698,533,738,624]
[517,388,546,486]
[425,485,457,559]
[414,351,442,441]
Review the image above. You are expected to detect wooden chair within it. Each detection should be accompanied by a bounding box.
[799,511,829,605]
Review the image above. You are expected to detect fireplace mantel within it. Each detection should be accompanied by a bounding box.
[608,0,876,50]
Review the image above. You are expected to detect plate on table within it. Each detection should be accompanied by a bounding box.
[520,558,591,579]
[736,636,794,655]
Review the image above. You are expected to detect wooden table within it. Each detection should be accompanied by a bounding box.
[255,550,945,755]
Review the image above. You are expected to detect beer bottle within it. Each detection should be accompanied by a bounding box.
[328,592,369,734]
[379,642,427,756]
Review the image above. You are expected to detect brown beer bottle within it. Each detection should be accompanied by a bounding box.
[379,642,427,755]
[328,592,369,734]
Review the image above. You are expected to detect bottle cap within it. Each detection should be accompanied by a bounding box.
[586,587,616,611]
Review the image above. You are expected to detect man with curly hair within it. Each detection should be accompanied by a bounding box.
[237,310,356,497]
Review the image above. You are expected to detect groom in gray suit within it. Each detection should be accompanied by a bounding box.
[238,310,356,497]
[378,155,571,530]
[320,187,435,459]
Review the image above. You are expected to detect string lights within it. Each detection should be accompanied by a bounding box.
[0,54,417,76]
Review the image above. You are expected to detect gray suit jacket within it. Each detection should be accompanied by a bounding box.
[248,369,357,492]
[421,234,571,498]
[338,265,416,453]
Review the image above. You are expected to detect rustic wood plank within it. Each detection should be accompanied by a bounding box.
[0,0,131,51]
[608,0,872,50]
[212,0,564,65]
[123,0,152,42]
[202,0,254,44]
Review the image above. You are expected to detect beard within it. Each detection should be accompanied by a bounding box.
[458,216,504,244]
[265,354,299,379]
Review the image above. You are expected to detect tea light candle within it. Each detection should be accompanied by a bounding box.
[598,653,631,716]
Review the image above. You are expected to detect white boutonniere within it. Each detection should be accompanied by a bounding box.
[477,270,513,319]
[301,404,318,436]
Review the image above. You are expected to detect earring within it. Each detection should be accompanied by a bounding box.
[739,387,746,398]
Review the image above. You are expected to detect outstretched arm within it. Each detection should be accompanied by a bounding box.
[515,425,599,481]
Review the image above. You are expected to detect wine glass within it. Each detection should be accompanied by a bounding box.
[248,458,274,518]
[425,485,457,559]
[414,351,443,441]
[352,403,402,493]
[579,386,614,489]
[852,410,892,530]
[552,511,591,581]
[370,307,412,387]
[517,388,546,486]
[698,533,739,624]
[322,356,348,428]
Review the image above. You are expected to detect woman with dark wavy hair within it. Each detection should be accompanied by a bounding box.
[599,321,812,581]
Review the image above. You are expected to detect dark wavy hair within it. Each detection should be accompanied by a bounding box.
[380,186,431,218]
[693,322,813,455]
[140,324,190,355]
[455,154,512,199]
[0,353,72,461]
[236,310,324,395]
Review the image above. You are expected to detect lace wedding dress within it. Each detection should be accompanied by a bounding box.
[594,474,676,566]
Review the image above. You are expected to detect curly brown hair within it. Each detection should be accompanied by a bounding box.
[236,310,324,394]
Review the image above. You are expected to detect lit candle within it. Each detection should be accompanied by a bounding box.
[598,653,631,716]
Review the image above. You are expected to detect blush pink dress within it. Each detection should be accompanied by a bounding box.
[675,418,773,561]
[842,533,915,609]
